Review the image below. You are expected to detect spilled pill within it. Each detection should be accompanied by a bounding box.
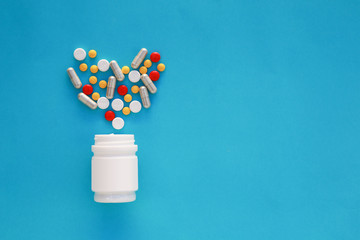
[78,93,97,109]
[67,67,82,89]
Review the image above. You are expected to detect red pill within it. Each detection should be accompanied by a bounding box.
[105,110,115,121]
[117,85,128,95]
[82,84,93,95]
[149,71,160,81]
[150,52,161,62]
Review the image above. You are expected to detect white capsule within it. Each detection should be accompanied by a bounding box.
[73,48,86,61]
[111,98,124,111]
[139,86,151,109]
[131,48,148,69]
[129,70,140,83]
[78,93,97,110]
[112,117,125,130]
[97,97,110,109]
[106,76,116,99]
[130,100,142,113]
[140,74,157,94]
[67,67,82,89]
[110,60,125,81]
[98,59,110,72]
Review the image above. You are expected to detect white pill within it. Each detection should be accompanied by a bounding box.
[111,98,124,111]
[98,59,110,72]
[74,48,86,61]
[112,117,125,130]
[97,97,109,109]
[129,100,142,113]
[129,70,140,83]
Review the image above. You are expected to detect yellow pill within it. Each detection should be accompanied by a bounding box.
[89,76,97,84]
[139,66,147,74]
[122,66,130,74]
[90,65,98,73]
[92,92,100,101]
[124,94,132,102]
[131,85,140,94]
[99,80,107,88]
[79,63,88,72]
[157,63,166,72]
[144,59,152,68]
[88,50,97,58]
[122,107,130,115]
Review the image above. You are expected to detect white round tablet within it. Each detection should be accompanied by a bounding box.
[98,59,110,72]
[112,117,124,130]
[97,97,109,109]
[111,98,124,111]
[129,70,140,83]
[129,100,142,113]
[74,48,86,61]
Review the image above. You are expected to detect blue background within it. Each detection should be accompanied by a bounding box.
[0,0,359,239]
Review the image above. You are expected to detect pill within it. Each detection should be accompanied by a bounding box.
[88,50,97,58]
[99,80,107,88]
[149,70,160,81]
[144,59,152,68]
[129,70,140,83]
[150,52,160,62]
[92,92,100,101]
[67,67,82,89]
[139,66,147,74]
[97,97,110,109]
[111,98,124,111]
[110,60,125,81]
[131,48,148,69]
[131,85,140,94]
[157,63,166,72]
[105,110,115,121]
[78,93,97,110]
[98,59,110,72]
[139,86,151,109]
[82,84,93,95]
[122,66,130,74]
[117,85,128,96]
[130,100,142,113]
[79,63,88,72]
[122,107,130,115]
[124,94,132,102]
[90,65,98,73]
[112,117,124,130]
[140,74,157,94]
[89,76,97,84]
[74,48,86,61]
[106,76,116,99]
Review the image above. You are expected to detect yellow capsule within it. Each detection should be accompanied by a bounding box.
[89,76,97,84]
[131,85,140,94]
[90,65,98,73]
[122,66,130,74]
[139,66,147,74]
[88,50,97,58]
[122,107,130,115]
[144,59,152,68]
[99,80,107,88]
[79,63,88,72]
[124,94,132,102]
[92,92,100,101]
[157,63,166,72]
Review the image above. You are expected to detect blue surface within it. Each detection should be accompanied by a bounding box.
[0,0,360,239]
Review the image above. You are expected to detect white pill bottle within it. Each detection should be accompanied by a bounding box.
[91,134,138,203]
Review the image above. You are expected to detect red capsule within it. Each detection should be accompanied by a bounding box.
[105,111,115,121]
[149,71,160,81]
[82,84,93,95]
[117,85,128,96]
[150,52,160,62]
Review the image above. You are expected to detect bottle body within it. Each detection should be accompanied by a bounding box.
[91,134,138,203]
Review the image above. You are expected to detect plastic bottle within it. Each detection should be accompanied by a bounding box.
[91,134,138,203]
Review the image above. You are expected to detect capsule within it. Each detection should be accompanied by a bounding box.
[67,67,82,89]
[140,74,157,94]
[78,93,97,110]
[131,48,148,69]
[106,76,116,99]
[139,86,151,109]
[110,60,125,81]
